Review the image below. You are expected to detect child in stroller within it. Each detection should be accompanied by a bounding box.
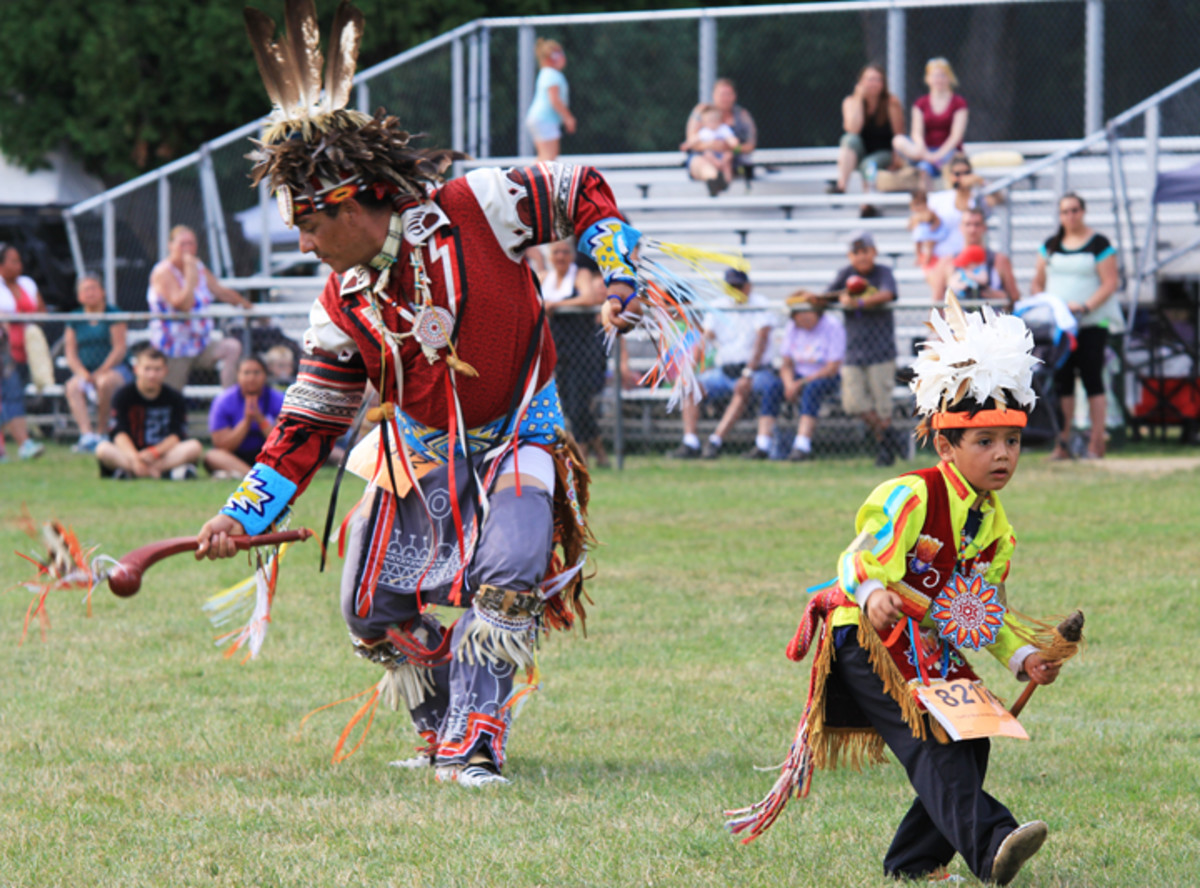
[1013,294,1078,446]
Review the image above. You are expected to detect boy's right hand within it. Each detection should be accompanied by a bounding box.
[866,588,905,633]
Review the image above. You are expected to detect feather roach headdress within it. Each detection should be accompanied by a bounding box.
[910,293,1039,440]
[244,0,462,227]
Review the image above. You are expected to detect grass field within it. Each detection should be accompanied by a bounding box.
[2,444,1199,887]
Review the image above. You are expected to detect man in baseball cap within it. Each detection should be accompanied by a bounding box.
[669,267,783,460]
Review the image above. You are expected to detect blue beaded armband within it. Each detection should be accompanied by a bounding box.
[581,218,642,289]
[220,462,298,536]
[606,291,638,310]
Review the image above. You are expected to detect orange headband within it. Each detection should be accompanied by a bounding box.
[932,408,1027,429]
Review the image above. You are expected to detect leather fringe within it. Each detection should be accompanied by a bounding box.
[456,615,536,670]
[378,660,436,711]
[856,610,929,743]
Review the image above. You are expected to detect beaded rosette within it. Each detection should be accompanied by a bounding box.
[930,572,1007,651]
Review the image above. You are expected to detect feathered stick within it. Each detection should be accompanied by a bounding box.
[1010,610,1085,717]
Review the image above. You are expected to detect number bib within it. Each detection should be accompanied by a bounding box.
[915,679,1029,741]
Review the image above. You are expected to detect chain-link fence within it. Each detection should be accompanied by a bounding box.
[14,295,1089,468]
[47,0,1200,462]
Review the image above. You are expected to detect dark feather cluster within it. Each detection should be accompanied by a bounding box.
[247,109,467,201]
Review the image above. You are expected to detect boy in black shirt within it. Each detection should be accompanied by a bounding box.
[96,347,203,479]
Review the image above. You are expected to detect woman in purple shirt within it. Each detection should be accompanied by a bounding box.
[780,293,845,462]
[205,356,284,476]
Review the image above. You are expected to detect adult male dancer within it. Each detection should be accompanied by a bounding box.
[197,0,645,787]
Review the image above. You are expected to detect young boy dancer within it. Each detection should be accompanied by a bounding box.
[729,295,1074,885]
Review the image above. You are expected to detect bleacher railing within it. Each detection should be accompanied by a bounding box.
[64,0,1200,310]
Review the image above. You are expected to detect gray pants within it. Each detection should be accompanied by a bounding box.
[341,461,554,768]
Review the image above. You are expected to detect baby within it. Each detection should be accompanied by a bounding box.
[682,105,739,194]
[907,189,951,269]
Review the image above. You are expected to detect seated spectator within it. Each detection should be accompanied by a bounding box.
[681,105,740,196]
[685,78,757,192]
[205,356,283,478]
[63,274,130,453]
[669,268,782,460]
[540,240,609,468]
[96,347,203,479]
[831,64,906,211]
[0,242,46,461]
[264,344,297,390]
[931,207,1020,308]
[825,231,904,466]
[893,57,969,189]
[780,292,845,462]
[148,225,252,392]
[920,154,998,296]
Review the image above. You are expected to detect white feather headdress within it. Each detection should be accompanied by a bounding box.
[910,294,1039,431]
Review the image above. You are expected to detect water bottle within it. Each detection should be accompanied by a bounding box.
[864,159,878,188]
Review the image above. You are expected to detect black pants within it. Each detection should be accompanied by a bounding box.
[832,631,1017,880]
[550,314,605,443]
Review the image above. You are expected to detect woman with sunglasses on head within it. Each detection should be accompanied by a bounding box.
[1030,193,1120,460]
[894,57,970,191]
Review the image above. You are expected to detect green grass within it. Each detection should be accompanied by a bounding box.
[2,445,1199,887]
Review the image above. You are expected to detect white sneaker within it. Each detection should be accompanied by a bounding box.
[72,432,103,454]
[388,753,433,770]
[169,464,198,481]
[457,764,510,788]
[18,439,44,460]
[433,763,510,787]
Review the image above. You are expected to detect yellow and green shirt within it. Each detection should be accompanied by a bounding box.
[830,460,1037,677]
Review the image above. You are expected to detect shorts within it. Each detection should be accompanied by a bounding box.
[1,363,29,424]
[841,361,895,417]
[839,133,893,177]
[164,337,241,391]
[526,117,562,143]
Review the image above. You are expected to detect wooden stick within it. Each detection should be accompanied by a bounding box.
[107,529,313,597]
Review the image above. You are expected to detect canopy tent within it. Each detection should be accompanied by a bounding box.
[0,150,104,208]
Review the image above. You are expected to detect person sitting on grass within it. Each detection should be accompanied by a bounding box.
[63,274,130,454]
[779,291,844,462]
[204,356,283,478]
[730,295,1069,887]
[95,346,203,480]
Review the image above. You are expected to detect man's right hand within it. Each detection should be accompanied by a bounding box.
[196,513,247,560]
[865,588,905,634]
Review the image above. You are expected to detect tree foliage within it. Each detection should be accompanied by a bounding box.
[0,0,773,185]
